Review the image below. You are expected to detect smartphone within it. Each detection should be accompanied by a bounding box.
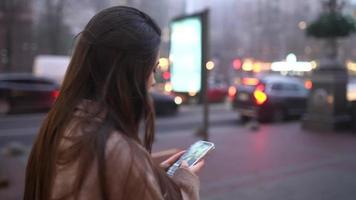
[167,140,215,177]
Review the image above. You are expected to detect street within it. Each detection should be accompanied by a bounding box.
[1,103,356,200]
[153,121,356,200]
[0,103,237,147]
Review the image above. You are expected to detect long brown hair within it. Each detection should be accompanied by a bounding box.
[24,6,182,200]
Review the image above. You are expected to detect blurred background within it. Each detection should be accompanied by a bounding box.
[1,0,356,200]
[0,0,355,73]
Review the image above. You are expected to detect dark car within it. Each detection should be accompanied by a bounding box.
[231,75,309,122]
[0,73,60,115]
[151,91,180,116]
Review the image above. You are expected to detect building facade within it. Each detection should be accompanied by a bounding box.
[0,0,35,72]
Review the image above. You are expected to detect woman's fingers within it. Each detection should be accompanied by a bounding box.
[180,160,205,175]
[180,160,189,168]
[160,151,206,174]
[160,150,185,169]
[189,160,205,174]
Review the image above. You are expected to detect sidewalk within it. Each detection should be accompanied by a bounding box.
[1,122,356,200]
[153,122,356,200]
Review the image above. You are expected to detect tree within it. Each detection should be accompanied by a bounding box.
[307,0,355,38]
[36,0,72,54]
[36,0,113,55]
[306,0,356,58]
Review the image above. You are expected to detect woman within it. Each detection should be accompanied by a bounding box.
[24,6,204,200]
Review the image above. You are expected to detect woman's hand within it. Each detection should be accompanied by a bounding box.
[160,150,185,171]
[173,160,204,198]
[160,150,206,175]
[180,160,205,175]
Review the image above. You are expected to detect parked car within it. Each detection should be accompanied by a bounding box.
[0,73,60,115]
[231,75,309,122]
[208,82,228,103]
[0,73,180,116]
[151,91,180,116]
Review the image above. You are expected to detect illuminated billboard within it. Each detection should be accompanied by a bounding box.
[169,15,203,93]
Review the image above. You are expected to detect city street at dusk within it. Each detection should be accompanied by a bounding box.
[1,0,356,199]
[1,103,356,200]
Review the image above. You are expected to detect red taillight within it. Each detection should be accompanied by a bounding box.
[254,84,267,105]
[254,90,267,105]
[242,78,259,86]
[163,71,171,80]
[304,80,312,90]
[233,59,242,70]
[228,86,237,98]
[52,90,60,99]
[255,84,265,91]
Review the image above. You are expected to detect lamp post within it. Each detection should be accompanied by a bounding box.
[302,0,356,131]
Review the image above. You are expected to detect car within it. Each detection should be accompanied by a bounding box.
[151,91,181,116]
[207,82,228,103]
[0,73,60,115]
[231,75,309,122]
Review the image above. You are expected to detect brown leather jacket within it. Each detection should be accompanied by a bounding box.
[51,101,200,200]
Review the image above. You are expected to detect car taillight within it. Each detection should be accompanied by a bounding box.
[255,84,265,91]
[242,78,259,86]
[52,90,60,99]
[228,86,237,99]
[253,84,267,105]
[304,80,312,90]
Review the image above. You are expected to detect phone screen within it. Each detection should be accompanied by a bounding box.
[167,140,215,177]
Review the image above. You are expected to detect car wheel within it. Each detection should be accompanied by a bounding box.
[272,108,285,122]
[0,99,10,115]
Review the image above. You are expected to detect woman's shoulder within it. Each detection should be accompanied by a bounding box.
[105,131,152,165]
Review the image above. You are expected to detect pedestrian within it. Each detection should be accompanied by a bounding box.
[24,6,204,200]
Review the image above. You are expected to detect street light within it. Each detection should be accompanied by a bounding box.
[206,61,215,70]
[159,57,169,71]
[298,21,307,30]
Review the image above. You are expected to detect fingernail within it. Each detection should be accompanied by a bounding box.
[181,160,188,167]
